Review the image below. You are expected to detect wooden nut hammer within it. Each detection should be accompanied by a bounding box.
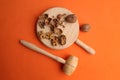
[20,40,78,76]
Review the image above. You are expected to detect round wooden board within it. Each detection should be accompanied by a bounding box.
[36,7,79,50]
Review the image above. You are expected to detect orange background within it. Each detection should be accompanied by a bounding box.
[0,0,120,80]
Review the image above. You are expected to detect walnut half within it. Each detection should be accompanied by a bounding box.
[53,27,62,35]
[51,36,59,46]
[38,14,49,28]
[45,32,52,40]
[59,35,66,45]
[37,31,46,39]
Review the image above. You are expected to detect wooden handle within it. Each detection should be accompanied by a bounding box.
[20,40,66,64]
[75,39,95,55]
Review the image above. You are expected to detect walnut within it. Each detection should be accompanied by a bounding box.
[45,32,52,40]
[80,24,91,32]
[57,14,63,20]
[39,14,48,19]
[53,19,59,27]
[53,27,62,35]
[49,35,54,40]
[37,31,46,39]
[51,36,58,46]
[38,14,49,28]
[62,13,67,16]
[57,13,66,20]
[65,14,77,23]
[50,14,66,27]
[49,19,56,27]
[51,39,58,46]
[59,35,66,45]
[37,31,43,37]
[45,18,52,25]
[44,14,48,19]
[38,20,45,29]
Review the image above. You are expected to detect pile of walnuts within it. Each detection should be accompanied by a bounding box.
[37,13,77,46]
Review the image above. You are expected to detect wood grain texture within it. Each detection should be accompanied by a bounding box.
[36,7,79,50]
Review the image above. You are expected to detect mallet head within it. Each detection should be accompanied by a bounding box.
[63,56,78,75]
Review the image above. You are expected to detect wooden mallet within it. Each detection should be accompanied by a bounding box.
[20,40,78,76]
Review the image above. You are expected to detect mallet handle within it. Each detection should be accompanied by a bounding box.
[20,40,66,64]
[75,39,95,55]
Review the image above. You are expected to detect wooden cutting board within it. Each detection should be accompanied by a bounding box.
[36,7,79,50]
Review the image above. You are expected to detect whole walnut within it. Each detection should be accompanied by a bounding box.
[80,24,91,32]
[65,14,77,23]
